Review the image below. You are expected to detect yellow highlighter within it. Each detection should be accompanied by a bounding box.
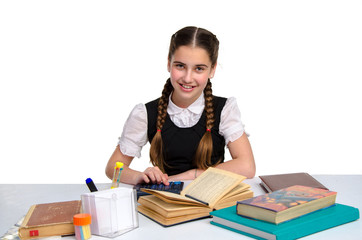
[111,162,123,189]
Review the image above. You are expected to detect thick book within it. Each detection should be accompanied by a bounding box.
[18,200,82,240]
[137,167,253,226]
[210,204,360,240]
[237,185,336,224]
[259,172,328,193]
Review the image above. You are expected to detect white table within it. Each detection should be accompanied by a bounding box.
[1,175,361,240]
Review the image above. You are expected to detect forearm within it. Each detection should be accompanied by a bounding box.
[168,168,203,181]
[105,146,144,185]
[106,161,143,185]
[119,166,146,185]
[106,146,170,185]
[215,158,256,179]
[168,157,255,182]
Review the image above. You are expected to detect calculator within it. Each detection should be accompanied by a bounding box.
[134,181,184,199]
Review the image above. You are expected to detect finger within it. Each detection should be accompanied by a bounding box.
[146,171,157,183]
[148,167,163,183]
[161,174,169,185]
[154,169,168,184]
[142,174,150,184]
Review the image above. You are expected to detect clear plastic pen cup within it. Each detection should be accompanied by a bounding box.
[74,213,92,240]
[81,187,138,238]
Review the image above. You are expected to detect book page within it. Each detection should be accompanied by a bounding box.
[214,190,254,210]
[142,189,206,206]
[181,168,245,208]
[139,195,212,218]
[222,183,250,199]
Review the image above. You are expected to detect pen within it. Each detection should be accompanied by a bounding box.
[111,162,124,189]
[85,178,98,192]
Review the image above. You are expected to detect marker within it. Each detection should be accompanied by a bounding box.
[111,162,124,189]
[85,178,98,192]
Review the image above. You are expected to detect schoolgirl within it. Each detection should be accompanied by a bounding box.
[106,26,255,185]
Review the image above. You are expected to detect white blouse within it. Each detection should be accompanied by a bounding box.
[118,93,246,158]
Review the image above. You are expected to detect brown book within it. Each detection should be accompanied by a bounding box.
[18,200,82,240]
[237,185,337,224]
[259,172,328,193]
[137,167,253,226]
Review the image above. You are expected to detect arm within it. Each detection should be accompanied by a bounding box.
[215,133,255,178]
[216,97,255,178]
[105,103,170,185]
[105,145,169,185]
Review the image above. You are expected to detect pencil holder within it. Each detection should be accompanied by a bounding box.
[73,213,92,240]
[81,187,138,238]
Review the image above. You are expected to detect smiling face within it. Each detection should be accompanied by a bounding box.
[168,45,216,108]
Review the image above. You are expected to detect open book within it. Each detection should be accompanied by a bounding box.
[137,167,253,226]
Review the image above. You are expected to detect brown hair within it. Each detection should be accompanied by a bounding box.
[150,26,220,173]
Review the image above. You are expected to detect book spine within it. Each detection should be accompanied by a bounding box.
[276,207,360,240]
[19,224,75,240]
[210,221,271,240]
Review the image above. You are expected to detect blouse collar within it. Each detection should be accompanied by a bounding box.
[168,92,205,115]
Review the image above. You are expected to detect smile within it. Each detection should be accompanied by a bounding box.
[180,84,195,90]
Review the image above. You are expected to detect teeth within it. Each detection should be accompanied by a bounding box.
[182,85,193,89]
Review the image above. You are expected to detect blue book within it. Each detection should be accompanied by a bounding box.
[210,203,359,240]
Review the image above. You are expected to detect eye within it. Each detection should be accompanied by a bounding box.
[175,63,185,69]
[195,66,205,72]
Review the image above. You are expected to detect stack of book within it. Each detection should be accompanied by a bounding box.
[210,185,360,239]
[137,167,254,226]
[18,200,82,240]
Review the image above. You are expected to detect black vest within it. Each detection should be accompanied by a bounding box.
[146,96,227,176]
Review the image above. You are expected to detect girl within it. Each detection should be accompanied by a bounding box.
[105,26,255,185]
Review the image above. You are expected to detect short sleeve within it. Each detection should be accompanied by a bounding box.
[219,97,246,145]
[118,103,148,158]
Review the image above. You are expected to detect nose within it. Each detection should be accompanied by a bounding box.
[183,69,193,83]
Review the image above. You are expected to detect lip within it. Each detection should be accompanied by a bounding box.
[179,83,195,92]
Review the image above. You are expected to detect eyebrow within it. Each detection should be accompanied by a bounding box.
[173,61,209,68]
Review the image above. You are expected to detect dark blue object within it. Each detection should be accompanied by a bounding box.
[134,181,184,199]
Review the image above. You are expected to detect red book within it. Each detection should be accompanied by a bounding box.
[237,185,337,224]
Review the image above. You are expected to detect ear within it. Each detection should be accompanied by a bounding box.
[209,62,217,79]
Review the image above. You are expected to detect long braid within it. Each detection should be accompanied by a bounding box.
[204,79,215,132]
[194,79,215,169]
[149,78,173,172]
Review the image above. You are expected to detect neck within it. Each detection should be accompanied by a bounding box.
[171,92,203,109]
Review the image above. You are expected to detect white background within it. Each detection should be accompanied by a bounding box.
[1,0,361,183]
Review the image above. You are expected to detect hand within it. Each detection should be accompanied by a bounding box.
[141,166,169,185]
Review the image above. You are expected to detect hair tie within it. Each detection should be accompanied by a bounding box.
[206,129,211,132]
[157,129,161,132]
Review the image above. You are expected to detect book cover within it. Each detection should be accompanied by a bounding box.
[210,204,360,240]
[259,172,328,193]
[237,185,336,224]
[18,200,81,240]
